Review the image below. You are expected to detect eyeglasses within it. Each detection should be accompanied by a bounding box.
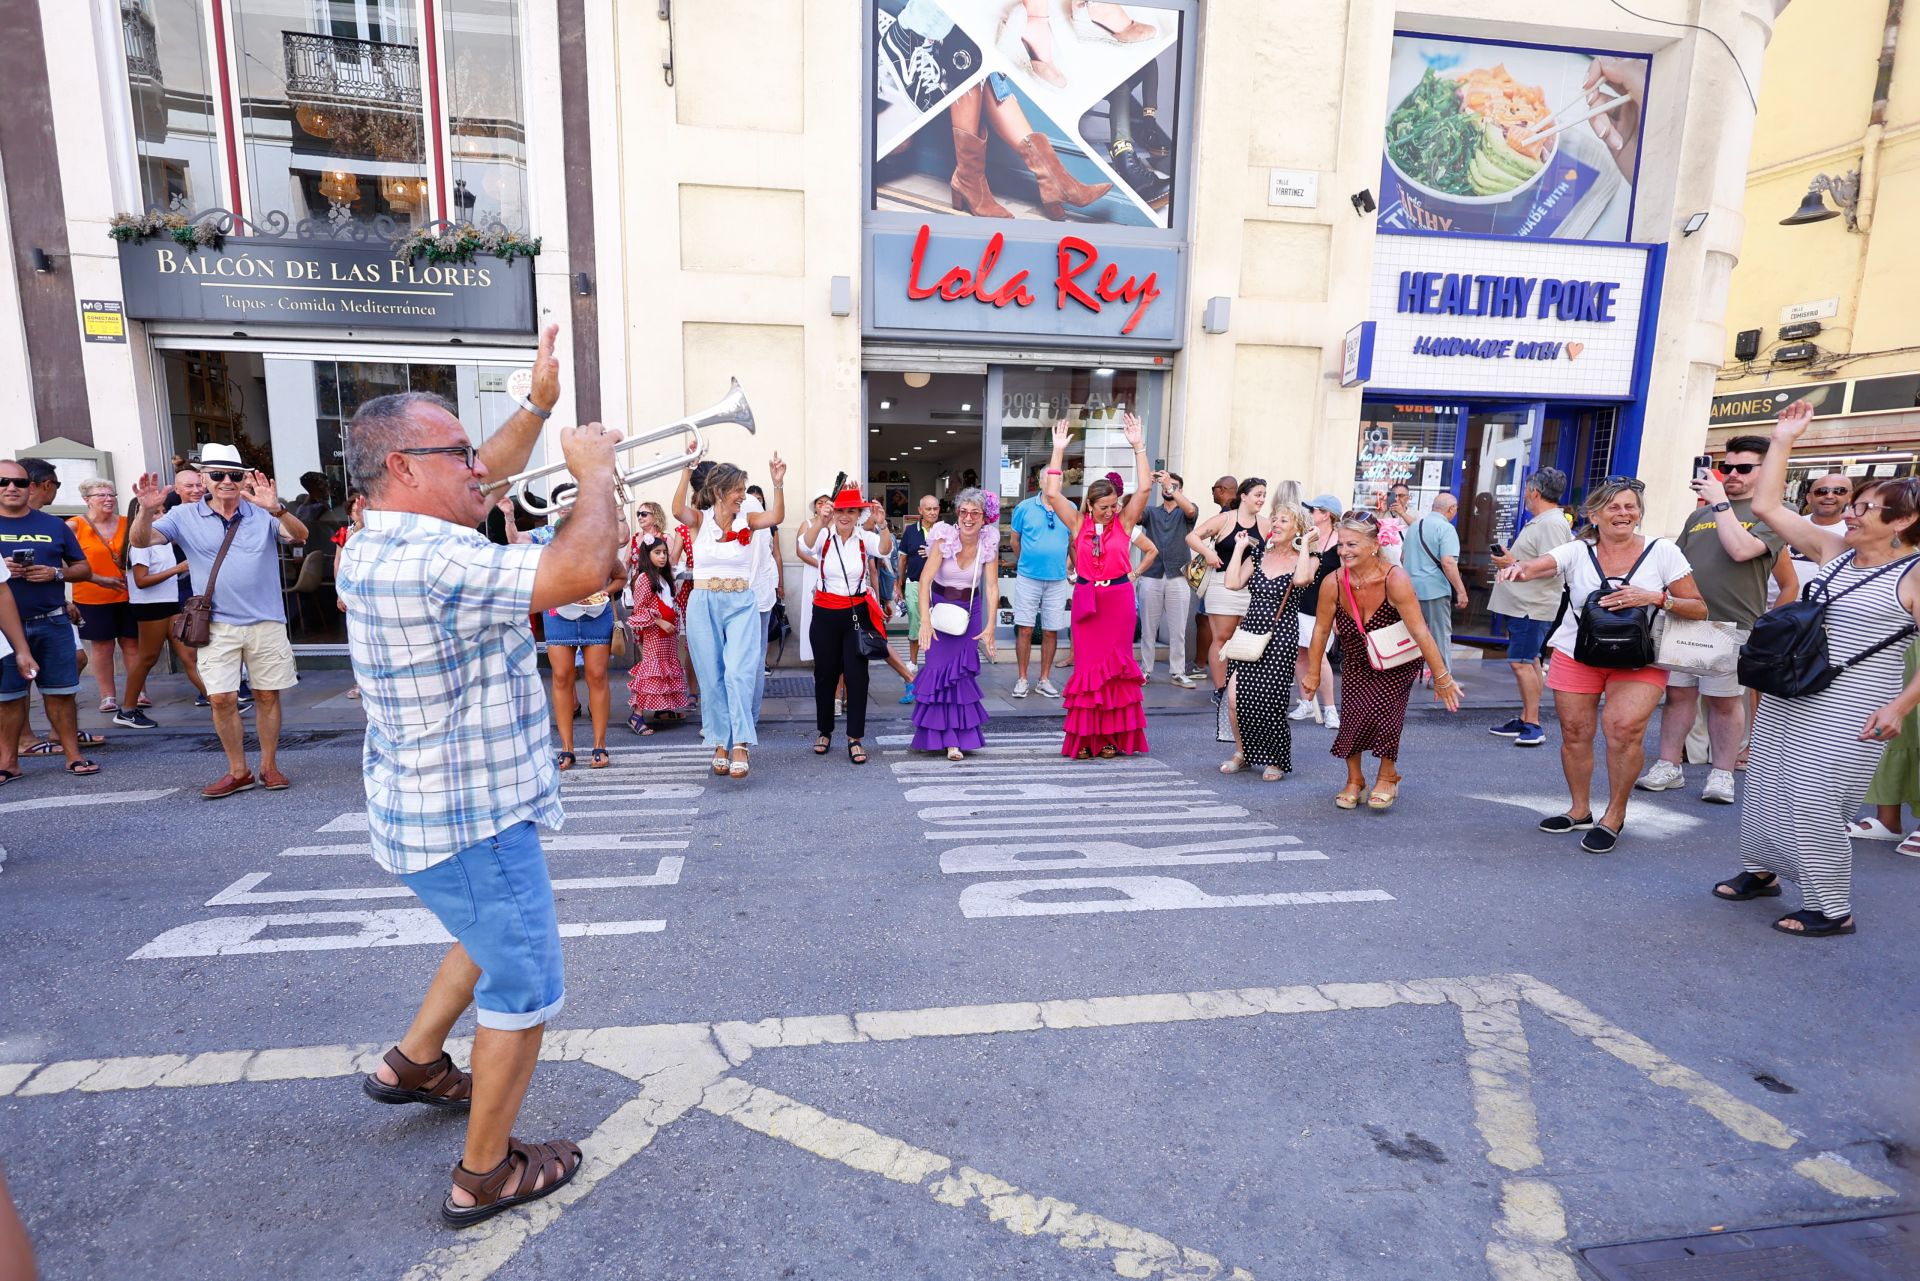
[396,445,478,469]
[1601,476,1647,493]
[1809,487,1851,497]
[0,477,28,490]
[1845,500,1890,517]
[205,470,245,483]
[957,508,984,520]
[1719,462,1759,476]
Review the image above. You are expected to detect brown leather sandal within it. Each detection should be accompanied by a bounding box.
[362,1046,473,1111]
[442,1136,584,1228]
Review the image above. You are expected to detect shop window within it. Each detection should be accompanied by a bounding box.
[999,366,1149,563]
[867,372,988,526]
[1352,402,1460,516]
[441,0,530,232]
[231,0,430,229]
[122,0,223,212]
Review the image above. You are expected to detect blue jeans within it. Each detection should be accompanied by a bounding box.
[899,0,954,40]
[688,587,761,748]
[752,609,771,720]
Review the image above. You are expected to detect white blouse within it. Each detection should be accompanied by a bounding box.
[811,528,884,596]
[692,507,757,576]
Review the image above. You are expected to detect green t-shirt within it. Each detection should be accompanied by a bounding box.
[1672,500,1783,628]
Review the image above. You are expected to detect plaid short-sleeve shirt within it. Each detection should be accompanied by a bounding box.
[336,509,562,874]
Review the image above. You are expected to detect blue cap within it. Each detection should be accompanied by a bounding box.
[1306,494,1344,516]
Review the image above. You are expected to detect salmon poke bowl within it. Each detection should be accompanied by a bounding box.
[1384,64,1559,219]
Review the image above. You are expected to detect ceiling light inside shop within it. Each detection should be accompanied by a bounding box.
[879,399,892,410]
[1094,368,1115,376]
[961,403,972,412]
[913,446,924,451]
[903,372,931,389]
[946,429,957,435]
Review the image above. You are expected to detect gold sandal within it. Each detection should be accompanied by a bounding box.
[1335,785,1364,810]
[1367,780,1400,811]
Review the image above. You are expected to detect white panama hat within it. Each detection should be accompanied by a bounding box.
[197,443,245,469]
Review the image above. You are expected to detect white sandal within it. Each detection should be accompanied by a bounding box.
[1897,830,1920,858]
[1219,754,1247,774]
[1849,817,1902,841]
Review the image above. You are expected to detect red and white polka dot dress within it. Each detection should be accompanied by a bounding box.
[1330,589,1420,762]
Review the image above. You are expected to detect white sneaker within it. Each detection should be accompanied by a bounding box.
[1635,760,1685,791]
[1702,769,1737,804]
[1012,678,1030,698]
[1171,674,1197,689]
[1324,707,1340,731]
[1288,699,1321,723]
[1036,678,1062,697]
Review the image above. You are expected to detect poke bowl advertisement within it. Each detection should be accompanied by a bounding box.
[1380,34,1648,241]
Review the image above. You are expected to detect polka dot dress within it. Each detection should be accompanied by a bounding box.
[1221,557,1301,770]
[1330,576,1420,762]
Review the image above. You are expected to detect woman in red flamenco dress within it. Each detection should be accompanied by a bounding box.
[1039,412,1152,759]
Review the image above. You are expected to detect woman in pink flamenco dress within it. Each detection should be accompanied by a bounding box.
[1039,412,1153,759]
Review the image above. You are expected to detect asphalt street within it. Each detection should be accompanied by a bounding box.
[3,701,1916,1281]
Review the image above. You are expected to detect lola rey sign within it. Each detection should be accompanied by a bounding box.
[871,226,1180,344]
[1367,235,1651,398]
[116,237,534,333]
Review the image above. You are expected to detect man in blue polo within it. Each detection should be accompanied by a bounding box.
[0,459,91,778]
[1009,484,1070,698]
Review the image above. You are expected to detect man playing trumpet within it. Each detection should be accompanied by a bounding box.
[334,324,620,1226]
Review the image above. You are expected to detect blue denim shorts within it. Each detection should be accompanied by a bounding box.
[1500,614,1552,665]
[545,608,615,649]
[400,821,565,1031]
[0,615,82,700]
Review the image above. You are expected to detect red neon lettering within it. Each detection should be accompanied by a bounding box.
[906,225,1032,308]
[1055,236,1101,314]
[906,224,939,301]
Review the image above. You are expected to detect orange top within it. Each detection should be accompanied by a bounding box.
[67,516,129,605]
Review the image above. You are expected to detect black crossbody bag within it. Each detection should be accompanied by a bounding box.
[1571,541,1659,670]
[1738,551,1919,698]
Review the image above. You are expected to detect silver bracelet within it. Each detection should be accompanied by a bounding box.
[511,392,552,420]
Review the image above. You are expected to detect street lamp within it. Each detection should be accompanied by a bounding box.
[1781,170,1861,231]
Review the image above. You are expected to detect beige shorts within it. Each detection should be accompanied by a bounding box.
[200,620,299,695]
[1662,666,1744,699]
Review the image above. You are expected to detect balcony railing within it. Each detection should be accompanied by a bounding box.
[283,30,421,108]
[122,0,161,86]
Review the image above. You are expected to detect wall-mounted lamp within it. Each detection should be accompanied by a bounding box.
[1349,189,1376,216]
[28,249,51,274]
[1201,296,1230,334]
[1781,169,1861,231]
[1681,211,1709,236]
[574,271,592,297]
[829,275,852,317]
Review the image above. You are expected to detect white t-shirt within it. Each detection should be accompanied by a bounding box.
[811,527,884,596]
[1544,536,1693,656]
[127,542,180,605]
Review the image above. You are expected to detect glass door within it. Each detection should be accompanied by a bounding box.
[1456,404,1539,641]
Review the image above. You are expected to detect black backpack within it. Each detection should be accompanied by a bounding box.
[1572,541,1659,670]
[1737,551,1918,698]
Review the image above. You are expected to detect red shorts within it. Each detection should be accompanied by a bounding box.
[1545,647,1669,696]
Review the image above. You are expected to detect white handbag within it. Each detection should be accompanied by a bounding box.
[1342,568,1422,671]
[1221,626,1272,663]
[1654,615,1745,678]
[930,537,983,636]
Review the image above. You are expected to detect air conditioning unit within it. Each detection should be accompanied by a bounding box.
[1773,342,1818,364]
[1734,329,1761,361]
[1779,320,1824,342]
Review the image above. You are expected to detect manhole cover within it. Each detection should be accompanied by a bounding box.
[1581,1214,1920,1281]
[763,675,817,699]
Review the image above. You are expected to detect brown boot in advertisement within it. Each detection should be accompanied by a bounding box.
[1018,133,1112,220]
[949,87,1013,218]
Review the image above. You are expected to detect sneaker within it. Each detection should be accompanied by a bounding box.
[899,682,916,705]
[1036,678,1061,698]
[1489,717,1526,738]
[1635,760,1685,791]
[1702,769,1737,804]
[111,710,157,729]
[877,10,947,110]
[1012,678,1030,698]
[1171,674,1197,689]
[193,693,211,709]
[1324,707,1340,731]
[1515,723,1547,747]
[236,693,255,713]
[1289,699,1320,722]
[98,697,118,714]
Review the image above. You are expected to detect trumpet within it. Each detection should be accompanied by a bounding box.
[484,379,755,516]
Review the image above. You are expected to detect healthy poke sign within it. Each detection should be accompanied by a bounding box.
[869,226,1182,345]
[1366,234,1652,399]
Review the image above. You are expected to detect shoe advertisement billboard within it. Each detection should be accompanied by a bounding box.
[1379,33,1650,241]
[871,0,1185,230]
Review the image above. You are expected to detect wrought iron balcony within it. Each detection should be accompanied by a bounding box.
[122,0,161,86]
[283,30,421,109]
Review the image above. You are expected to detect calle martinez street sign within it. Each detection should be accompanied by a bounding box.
[116,236,535,333]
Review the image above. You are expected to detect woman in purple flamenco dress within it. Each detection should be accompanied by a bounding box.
[910,488,1001,760]
[1041,412,1152,759]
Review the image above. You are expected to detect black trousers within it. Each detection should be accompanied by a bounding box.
[811,603,870,738]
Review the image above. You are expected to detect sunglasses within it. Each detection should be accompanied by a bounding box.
[396,445,478,469]
[205,470,246,483]
[1718,462,1759,476]
[1602,476,1648,493]
[0,477,28,490]
[1044,511,1057,530]
[1809,487,1851,497]
[1343,511,1381,525]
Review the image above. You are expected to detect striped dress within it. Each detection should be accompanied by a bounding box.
[1740,552,1920,919]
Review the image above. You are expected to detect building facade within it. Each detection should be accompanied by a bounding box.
[0,0,1787,653]
[1711,0,1917,495]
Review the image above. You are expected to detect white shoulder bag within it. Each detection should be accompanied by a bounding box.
[1342,567,1421,671]
[930,536,983,637]
[1654,615,1745,678]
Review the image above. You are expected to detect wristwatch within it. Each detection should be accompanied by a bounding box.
[270,505,287,517]
[511,392,552,420]
[1710,500,1733,513]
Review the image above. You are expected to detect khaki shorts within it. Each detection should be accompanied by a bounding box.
[200,620,299,695]
[1662,667,1744,699]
